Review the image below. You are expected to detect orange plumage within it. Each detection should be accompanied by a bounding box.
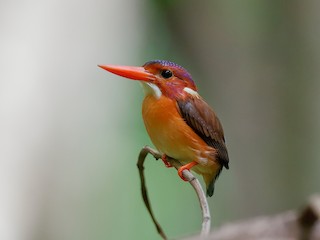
[99,60,229,196]
[142,94,221,189]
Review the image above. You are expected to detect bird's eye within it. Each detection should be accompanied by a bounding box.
[161,69,173,79]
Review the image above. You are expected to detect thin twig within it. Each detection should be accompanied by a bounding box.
[165,156,211,237]
[137,146,166,239]
[137,146,211,239]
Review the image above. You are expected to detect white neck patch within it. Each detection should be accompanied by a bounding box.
[183,87,199,97]
[141,82,162,99]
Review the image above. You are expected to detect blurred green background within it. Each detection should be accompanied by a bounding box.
[0,0,319,239]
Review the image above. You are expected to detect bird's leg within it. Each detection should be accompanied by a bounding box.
[161,154,173,168]
[178,161,198,181]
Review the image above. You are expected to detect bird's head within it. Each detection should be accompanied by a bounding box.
[99,60,198,99]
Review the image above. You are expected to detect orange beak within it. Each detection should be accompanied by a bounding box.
[98,65,156,82]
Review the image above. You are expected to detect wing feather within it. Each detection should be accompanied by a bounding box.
[177,96,229,169]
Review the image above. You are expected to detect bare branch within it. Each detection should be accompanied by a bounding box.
[137,146,211,240]
[137,146,166,239]
[165,155,211,237]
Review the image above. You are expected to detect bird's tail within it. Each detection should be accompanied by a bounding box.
[204,175,215,197]
[203,167,222,197]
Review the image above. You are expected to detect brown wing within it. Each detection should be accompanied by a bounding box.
[177,96,229,169]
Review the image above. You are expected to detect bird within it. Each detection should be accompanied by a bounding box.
[98,60,229,197]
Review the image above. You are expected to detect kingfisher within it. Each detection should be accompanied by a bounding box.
[99,60,229,197]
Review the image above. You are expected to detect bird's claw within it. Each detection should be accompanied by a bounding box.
[177,161,198,181]
[161,154,173,168]
[178,168,188,181]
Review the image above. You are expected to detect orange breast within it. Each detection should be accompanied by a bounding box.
[142,95,219,175]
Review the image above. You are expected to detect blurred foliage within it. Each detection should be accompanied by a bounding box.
[140,0,320,236]
[1,0,319,240]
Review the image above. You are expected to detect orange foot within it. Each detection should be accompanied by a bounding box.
[161,154,173,168]
[178,161,198,181]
